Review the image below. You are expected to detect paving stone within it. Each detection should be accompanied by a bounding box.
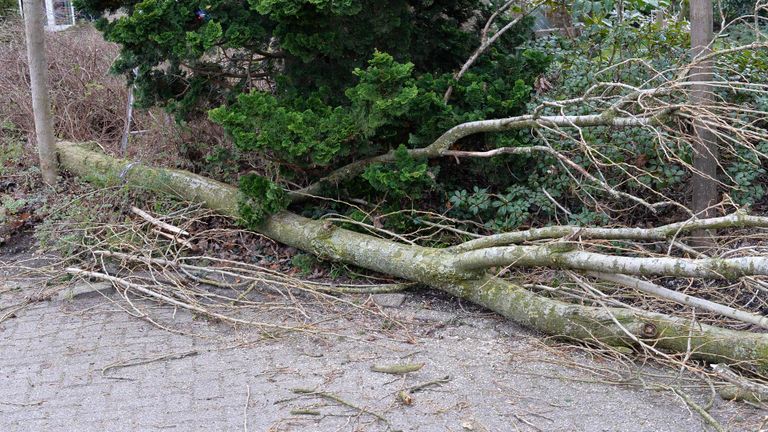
[52,282,113,301]
[1,283,765,431]
[371,293,407,307]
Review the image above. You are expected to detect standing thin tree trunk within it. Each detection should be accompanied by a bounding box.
[119,67,139,157]
[689,0,717,243]
[22,0,57,185]
[119,82,135,157]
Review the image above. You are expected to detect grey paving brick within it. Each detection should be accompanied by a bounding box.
[1,284,766,432]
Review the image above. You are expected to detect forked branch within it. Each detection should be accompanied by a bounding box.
[290,111,661,201]
[444,0,546,103]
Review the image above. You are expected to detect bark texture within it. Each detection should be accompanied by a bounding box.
[56,142,768,371]
[689,0,718,236]
[23,0,57,185]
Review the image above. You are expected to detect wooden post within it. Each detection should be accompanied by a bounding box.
[689,0,717,243]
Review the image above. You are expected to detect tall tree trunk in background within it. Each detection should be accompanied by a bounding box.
[689,0,717,236]
[22,0,57,185]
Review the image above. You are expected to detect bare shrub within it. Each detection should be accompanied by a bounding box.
[0,19,232,173]
[0,19,126,144]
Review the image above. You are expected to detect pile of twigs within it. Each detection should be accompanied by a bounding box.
[7,196,760,429]
[63,204,416,343]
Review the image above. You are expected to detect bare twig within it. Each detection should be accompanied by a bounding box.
[589,272,768,329]
[152,228,197,251]
[670,387,726,432]
[0,400,44,407]
[131,207,190,237]
[243,384,250,432]
[290,409,321,415]
[444,0,545,103]
[406,375,451,393]
[291,388,389,424]
[370,363,424,374]
[101,349,199,378]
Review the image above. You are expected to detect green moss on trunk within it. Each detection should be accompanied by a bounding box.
[57,141,768,372]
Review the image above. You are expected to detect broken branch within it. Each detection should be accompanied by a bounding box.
[291,388,389,424]
[588,272,768,329]
[56,142,768,371]
[370,363,424,374]
[131,206,190,236]
[292,112,660,201]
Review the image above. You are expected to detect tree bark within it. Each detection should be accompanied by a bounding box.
[22,0,57,185]
[689,0,718,238]
[56,141,768,371]
[450,212,768,252]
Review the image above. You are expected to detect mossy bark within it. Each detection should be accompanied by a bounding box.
[57,141,768,371]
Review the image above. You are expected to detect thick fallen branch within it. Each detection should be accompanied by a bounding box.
[57,142,768,371]
[450,211,768,252]
[291,112,661,200]
[452,244,768,278]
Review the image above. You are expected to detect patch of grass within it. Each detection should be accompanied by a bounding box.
[0,196,26,224]
[291,253,316,276]
[33,183,184,258]
[0,131,23,175]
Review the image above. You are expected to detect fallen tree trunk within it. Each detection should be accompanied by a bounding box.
[57,141,768,371]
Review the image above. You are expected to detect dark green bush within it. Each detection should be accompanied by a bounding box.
[79,0,767,233]
[79,0,549,228]
[0,0,16,19]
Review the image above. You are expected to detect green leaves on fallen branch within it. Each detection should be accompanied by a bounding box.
[238,174,289,227]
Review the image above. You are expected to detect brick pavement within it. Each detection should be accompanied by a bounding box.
[0,284,764,431]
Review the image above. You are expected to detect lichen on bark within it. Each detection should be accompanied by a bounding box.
[56,141,768,372]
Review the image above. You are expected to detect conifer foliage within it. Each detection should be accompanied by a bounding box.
[76,0,549,224]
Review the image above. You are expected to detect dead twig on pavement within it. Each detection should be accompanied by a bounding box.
[101,349,199,379]
[670,386,727,432]
[243,383,251,432]
[371,363,424,375]
[407,375,451,393]
[291,388,389,424]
